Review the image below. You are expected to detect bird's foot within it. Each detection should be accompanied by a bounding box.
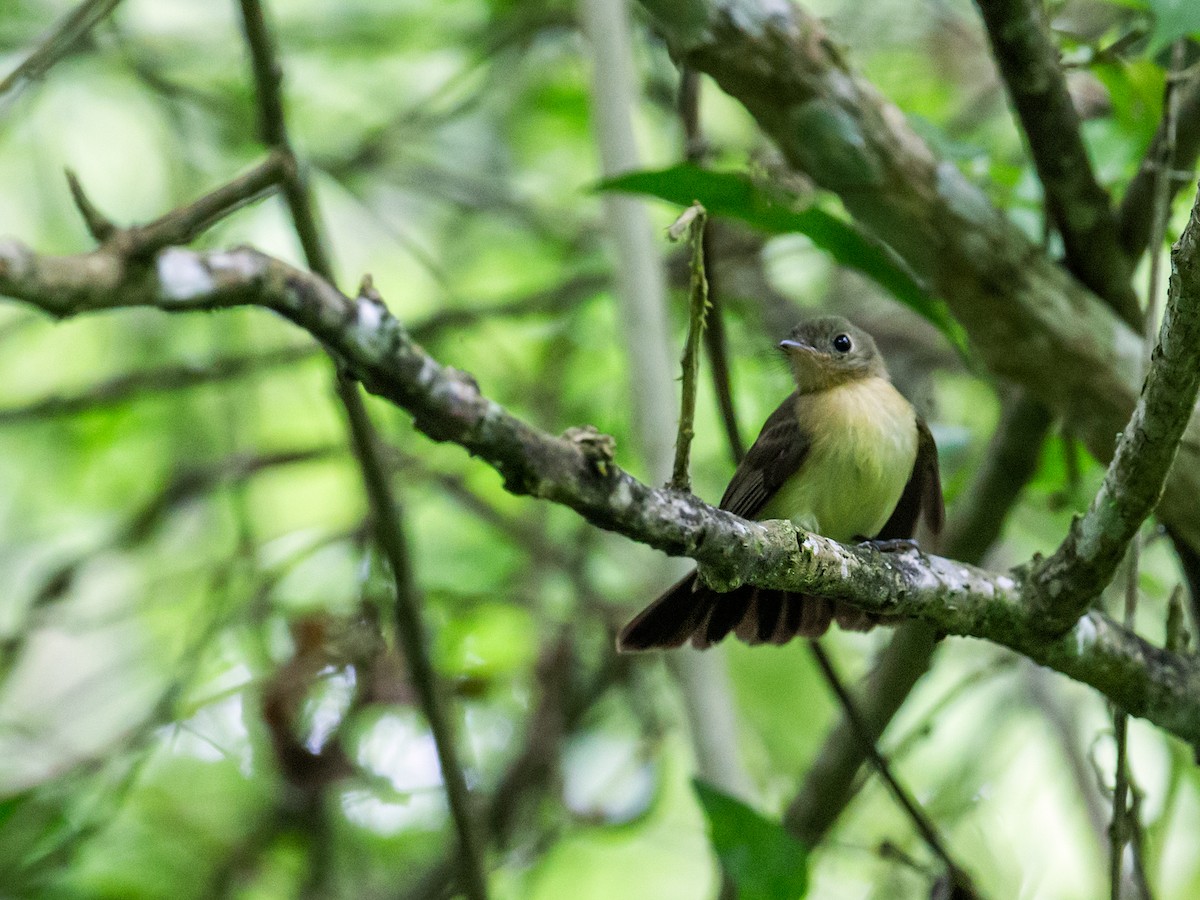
[858,537,919,554]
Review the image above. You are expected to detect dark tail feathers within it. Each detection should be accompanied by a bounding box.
[617,570,877,652]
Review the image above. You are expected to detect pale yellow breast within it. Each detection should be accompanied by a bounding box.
[758,377,918,542]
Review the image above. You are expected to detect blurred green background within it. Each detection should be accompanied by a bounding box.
[0,0,1198,897]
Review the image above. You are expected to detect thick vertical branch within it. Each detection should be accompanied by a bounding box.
[972,0,1139,325]
[234,2,489,897]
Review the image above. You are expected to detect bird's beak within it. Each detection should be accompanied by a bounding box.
[778,339,813,354]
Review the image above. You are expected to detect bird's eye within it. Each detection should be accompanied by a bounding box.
[832,333,852,353]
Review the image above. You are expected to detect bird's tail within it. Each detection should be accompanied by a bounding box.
[617,570,877,652]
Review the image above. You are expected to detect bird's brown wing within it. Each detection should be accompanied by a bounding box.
[718,392,811,520]
[620,393,937,653]
[875,415,944,540]
[618,394,814,652]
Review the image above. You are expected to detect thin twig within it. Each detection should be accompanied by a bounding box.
[121,152,288,254]
[677,69,744,464]
[808,644,980,897]
[64,153,287,258]
[1110,706,1131,900]
[233,2,489,897]
[0,0,125,99]
[1119,71,1200,264]
[65,170,116,241]
[698,229,744,463]
[669,202,709,492]
[0,344,318,425]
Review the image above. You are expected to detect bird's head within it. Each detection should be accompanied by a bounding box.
[778,316,887,394]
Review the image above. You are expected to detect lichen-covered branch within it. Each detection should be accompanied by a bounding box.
[1031,186,1200,633]
[2,238,1199,746]
[634,0,1200,554]
[971,0,1138,326]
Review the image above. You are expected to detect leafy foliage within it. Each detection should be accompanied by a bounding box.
[600,164,969,355]
[0,0,1196,899]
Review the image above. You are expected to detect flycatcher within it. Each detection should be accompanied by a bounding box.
[618,316,944,651]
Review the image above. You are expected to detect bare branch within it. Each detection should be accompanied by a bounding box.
[669,202,709,492]
[972,0,1139,326]
[65,170,117,242]
[123,152,288,254]
[0,0,125,100]
[65,154,286,258]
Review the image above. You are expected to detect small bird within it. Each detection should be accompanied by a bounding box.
[618,316,944,651]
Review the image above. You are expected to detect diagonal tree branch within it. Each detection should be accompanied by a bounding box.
[1031,186,1200,633]
[0,0,125,100]
[62,152,287,254]
[807,643,978,896]
[3,234,1200,746]
[972,0,1139,326]
[633,0,1200,557]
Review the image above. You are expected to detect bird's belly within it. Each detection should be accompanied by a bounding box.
[758,382,918,542]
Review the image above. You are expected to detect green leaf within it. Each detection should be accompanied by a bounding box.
[598,163,969,356]
[1146,0,1200,51]
[693,779,808,900]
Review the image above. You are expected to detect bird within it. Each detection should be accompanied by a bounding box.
[617,316,944,651]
